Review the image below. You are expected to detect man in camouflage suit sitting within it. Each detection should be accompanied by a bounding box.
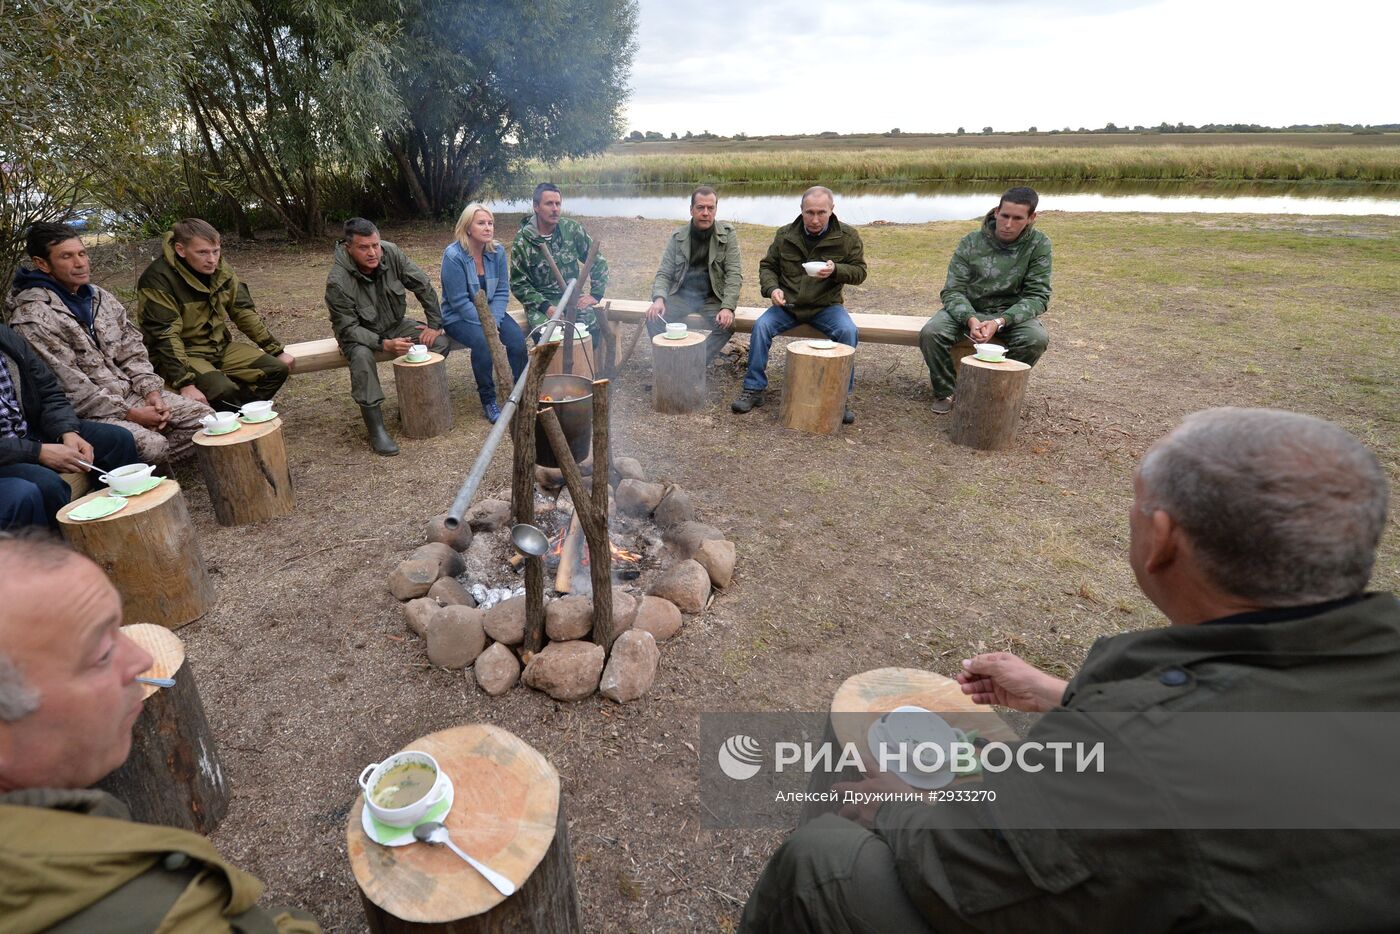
[918,187,1051,414]
[510,182,609,340]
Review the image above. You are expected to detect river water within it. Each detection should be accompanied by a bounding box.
[489,182,1400,225]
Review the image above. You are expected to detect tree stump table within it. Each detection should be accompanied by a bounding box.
[192,417,295,526]
[801,668,1019,824]
[394,353,454,439]
[57,480,213,629]
[651,332,707,414]
[347,723,581,933]
[94,623,230,832]
[780,340,855,435]
[948,356,1032,451]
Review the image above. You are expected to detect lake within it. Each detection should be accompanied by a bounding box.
[489,181,1400,225]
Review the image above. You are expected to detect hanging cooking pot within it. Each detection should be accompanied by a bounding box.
[535,374,593,469]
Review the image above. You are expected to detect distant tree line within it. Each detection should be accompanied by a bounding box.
[627,122,1399,144]
[2,0,637,285]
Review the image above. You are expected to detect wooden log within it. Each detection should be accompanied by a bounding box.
[94,623,230,832]
[951,337,976,370]
[60,471,91,499]
[779,340,855,435]
[394,352,454,439]
[58,480,213,629]
[349,724,580,933]
[800,668,1020,824]
[553,511,583,594]
[192,417,295,526]
[538,407,614,650]
[474,290,516,409]
[514,342,560,658]
[613,320,648,377]
[948,356,1032,451]
[651,332,707,414]
[587,379,613,647]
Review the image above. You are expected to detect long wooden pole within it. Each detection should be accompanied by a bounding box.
[538,408,615,651]
[588,378,613,643]
[513,341,560,659]
[473,289,515,408]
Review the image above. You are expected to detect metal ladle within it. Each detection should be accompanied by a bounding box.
[412,821,516,896]
[509,523,549,559]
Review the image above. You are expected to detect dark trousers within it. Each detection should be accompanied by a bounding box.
[0,421,139,529]
[918,309,1049,399]
[445,316,527,406]
[343,320,451,408]
[645,296,735,363]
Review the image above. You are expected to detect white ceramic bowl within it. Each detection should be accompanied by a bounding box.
[802,261,828,277]
[202,411,238,430]
[101,463,155,494]
[406,343,429,360]
[358,750,449,827]
[241,401,274,418]
[665,322,687,335]
[974,343,1007,359]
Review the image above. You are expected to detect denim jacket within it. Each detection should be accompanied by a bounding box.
[442,240,509,329]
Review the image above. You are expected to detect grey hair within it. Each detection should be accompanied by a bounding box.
[801,186,835,207]
[0,650,39,721]
[1138,407,1389,606]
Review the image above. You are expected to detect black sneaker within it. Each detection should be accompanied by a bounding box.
[931,397,953,415]
[843,405,855,425]
[731,389,765,413]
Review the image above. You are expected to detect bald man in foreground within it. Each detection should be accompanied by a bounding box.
[741,408,1400,932]
[0,535,320,932]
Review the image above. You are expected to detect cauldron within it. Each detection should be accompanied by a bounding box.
[535,374,593,469]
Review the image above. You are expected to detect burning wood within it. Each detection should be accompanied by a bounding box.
[554,512,584,593]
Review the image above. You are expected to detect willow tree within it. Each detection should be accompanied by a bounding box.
[0,0,188,288]
[382,0,637,217]
[181,0,404,238]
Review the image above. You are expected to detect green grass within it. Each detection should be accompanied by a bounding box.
[537,144,1400,186]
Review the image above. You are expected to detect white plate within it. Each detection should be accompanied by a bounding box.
[867,706,962,790]
[806,339,837,350]
[360,772,455,847]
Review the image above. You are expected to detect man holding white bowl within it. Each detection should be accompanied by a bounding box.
[734,186,866,424]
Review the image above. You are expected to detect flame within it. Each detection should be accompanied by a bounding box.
[580,540,642,568]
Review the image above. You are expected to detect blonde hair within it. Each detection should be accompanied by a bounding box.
[454,203,500,251]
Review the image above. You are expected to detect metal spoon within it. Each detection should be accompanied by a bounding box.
[411,821,516,896]
[136,676,176,688]
[509,523,549,559]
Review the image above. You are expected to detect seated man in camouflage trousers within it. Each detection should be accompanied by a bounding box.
[137,218,293,409]
[918,187,1051,414]
[0,533,321,932]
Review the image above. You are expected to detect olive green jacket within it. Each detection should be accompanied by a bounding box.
[872,592,1400,932]
[650,221,743,311]
[0,787,319,933]
[325,240,442,352]
[758,215,866,321]
[939,210,1052,327]
[136,234,284,390]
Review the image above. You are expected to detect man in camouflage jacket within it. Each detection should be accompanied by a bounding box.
[919,187,1051,413]
[8,224,212,464]
[136,218,293,408]
[510,182,609,333]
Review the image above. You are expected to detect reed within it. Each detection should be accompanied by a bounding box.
[533,146,1400,186]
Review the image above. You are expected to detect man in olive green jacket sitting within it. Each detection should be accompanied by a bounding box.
[741,407,1400,933]
[0,534,320,932]
[645,186,742,363]
[137,218,294,408]
[325,217,448,456]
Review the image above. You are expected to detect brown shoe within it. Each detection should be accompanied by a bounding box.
[931,397,953,415]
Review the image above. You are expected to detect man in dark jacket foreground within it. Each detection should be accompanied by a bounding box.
[0,535,320,932]
[741,407,1400,932]
[0,324,137,529]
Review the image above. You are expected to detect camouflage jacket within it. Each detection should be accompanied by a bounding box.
[325,240,442,351]
[939,210,1052,326]
[136,234,284,389]
[509,215,608,330]
[651,221,743,311]
[758,214,866,321]
[8,275,164,420]
[0,787,320,933]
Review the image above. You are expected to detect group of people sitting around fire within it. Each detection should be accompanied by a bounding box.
[1,181,1052,525]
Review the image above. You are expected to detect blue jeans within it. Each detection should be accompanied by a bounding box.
[445,316,527,406]
[743,304,858,392]
[0,420,138,529]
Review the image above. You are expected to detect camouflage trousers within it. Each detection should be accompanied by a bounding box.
[918,310,1049,399]
[103,389,213,464]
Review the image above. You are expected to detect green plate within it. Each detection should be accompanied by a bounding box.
[662,332,688,340]
[973,353,1007,363]
[109,476,164,498]
[69,496,129,521]
[203,422,240,436]
[239,412,278,424]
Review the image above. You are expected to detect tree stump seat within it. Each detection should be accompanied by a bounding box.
[393,352,454,439]
[651,332,707,414]
[948,356,1032,451]
[780,339,855,434]
[192,416,295,526]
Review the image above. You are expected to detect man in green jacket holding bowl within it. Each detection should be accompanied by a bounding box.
[919,186,1052,414]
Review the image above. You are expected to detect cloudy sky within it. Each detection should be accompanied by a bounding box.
[625,0,1394,136]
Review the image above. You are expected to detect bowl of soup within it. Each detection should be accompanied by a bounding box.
[357,750,448,826]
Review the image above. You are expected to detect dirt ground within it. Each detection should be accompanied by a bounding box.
[89,209,1399,932]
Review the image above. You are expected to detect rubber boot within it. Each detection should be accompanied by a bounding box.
[360,404,399,456]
